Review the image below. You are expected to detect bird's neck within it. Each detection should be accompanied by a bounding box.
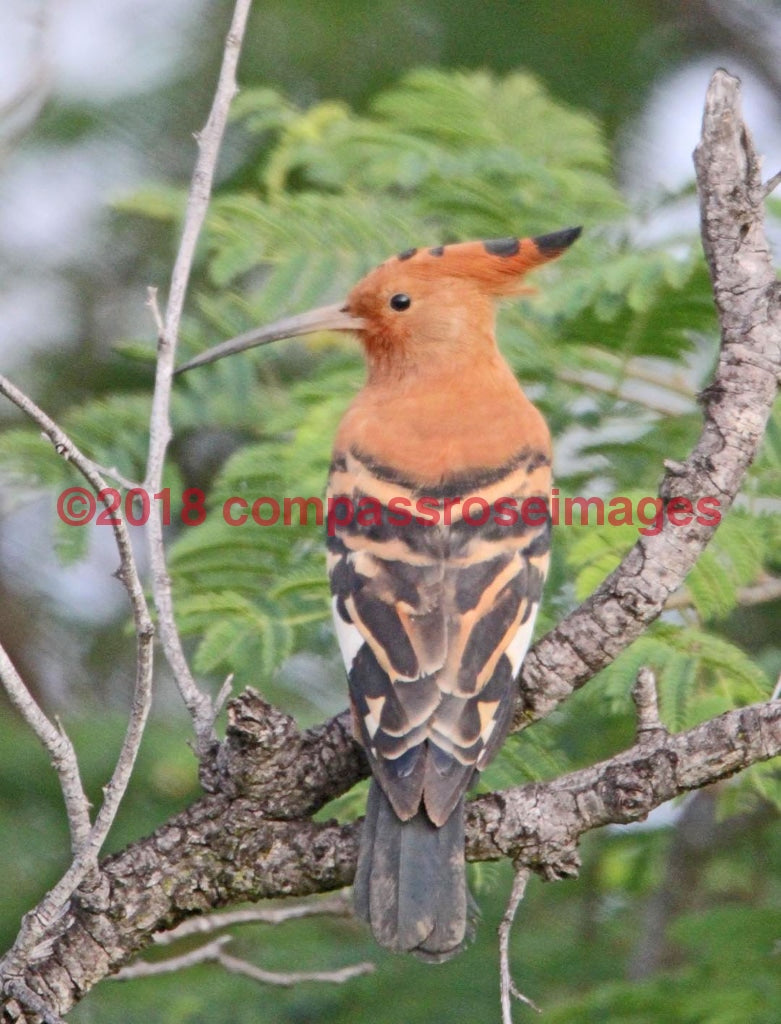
[334,349,551,487]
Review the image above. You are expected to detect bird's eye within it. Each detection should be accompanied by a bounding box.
[389,293,411,312]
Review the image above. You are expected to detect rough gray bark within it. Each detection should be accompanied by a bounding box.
[1,69,780,1024]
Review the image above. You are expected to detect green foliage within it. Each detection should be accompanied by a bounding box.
[0,429,73,496]
[0,394,183,494]
[565,504,774,622]
[546,905,781,1024]
[594,625,768,728]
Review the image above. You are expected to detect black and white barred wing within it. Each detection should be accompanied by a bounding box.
[327,451,550,827]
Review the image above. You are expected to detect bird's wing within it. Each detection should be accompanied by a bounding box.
[327,447,550,826]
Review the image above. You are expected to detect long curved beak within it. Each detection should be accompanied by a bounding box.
[174,303,366,374]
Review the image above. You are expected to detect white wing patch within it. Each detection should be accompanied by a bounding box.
[504,608,539,678]
[331,596,365,672]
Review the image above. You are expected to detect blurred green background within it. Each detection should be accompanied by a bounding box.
[1,1,780,1021]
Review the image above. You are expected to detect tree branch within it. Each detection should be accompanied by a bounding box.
[0,378,155,979]
[0,643,91,854]
[214,949,373,988]
[513,69,781,729]
[498,868,540,1022]
[142,0,254,754]
[114,934,373,987]
[632,667,667,739]
[2,980,65,1024]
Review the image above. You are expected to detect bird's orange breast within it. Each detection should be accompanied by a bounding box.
[332,355,551,488]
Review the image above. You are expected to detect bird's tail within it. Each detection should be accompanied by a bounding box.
[353,779,473,962]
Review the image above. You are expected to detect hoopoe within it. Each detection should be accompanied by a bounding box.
[177,226,581,959]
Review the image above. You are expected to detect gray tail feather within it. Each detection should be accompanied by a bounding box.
[354,779,474,962]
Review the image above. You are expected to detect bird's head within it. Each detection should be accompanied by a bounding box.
[175,227,581,379]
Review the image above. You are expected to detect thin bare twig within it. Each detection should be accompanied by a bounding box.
[0,644,90,851]
[0,5,253,1010]
[1,2,254,1011]
[145,287,165,336]
[498,868,541,1023]
[114,936,232,980]
[115,934,373,987]
[0,375,155,966]
[213,672,235,721]
[153,894,353,945]
[762,169,781,199]
[217,949,374,988]
[88,462,141,491]
[632,667,667,739]
[142,0,255,753]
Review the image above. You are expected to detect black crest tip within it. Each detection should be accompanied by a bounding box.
[532,226,582,253]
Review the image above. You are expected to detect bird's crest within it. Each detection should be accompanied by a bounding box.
[372,227,581,296]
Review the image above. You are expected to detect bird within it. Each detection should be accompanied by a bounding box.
[176,225,581,960]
